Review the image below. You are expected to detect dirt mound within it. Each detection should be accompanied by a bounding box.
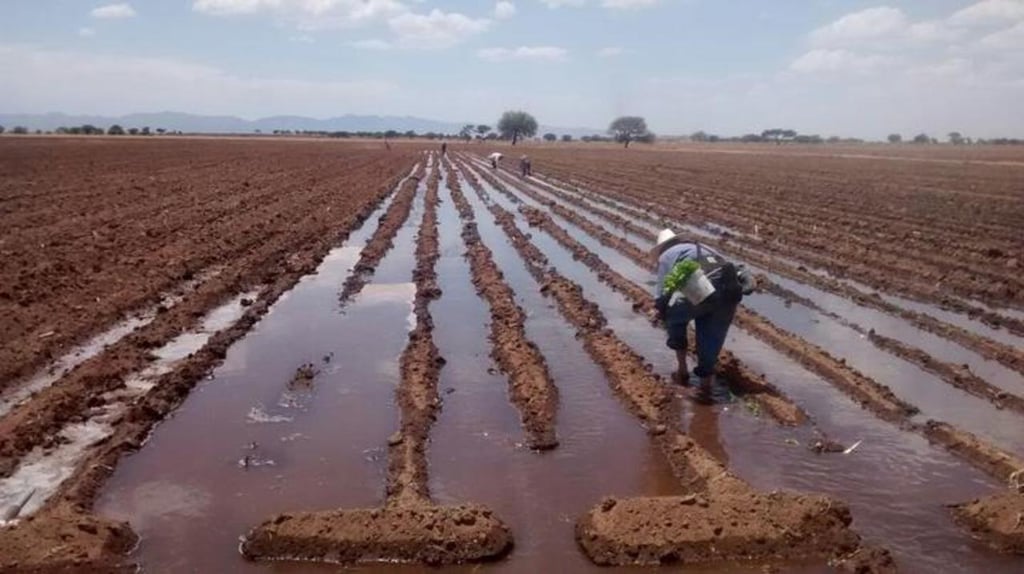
[0,509,136,572]
[241,504,512,565]
[834,546,899,573]
[576,492,859,566]
[952,492,1024,554]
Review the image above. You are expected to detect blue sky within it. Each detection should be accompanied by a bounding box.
[1,0,1022,137]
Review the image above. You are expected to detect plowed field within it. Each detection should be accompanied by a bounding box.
[1,138,1022,573]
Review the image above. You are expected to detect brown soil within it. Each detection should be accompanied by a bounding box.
[489,159,1024,487]
[952,492,1024,554]
[576,493,859,566]
[241,504,512,565]
[533,167,1024,376]
[523,148,1024,312]
[764,280,1024,414]
[339,168,423,304]
[513,200,805,426]
[0,141,417,569]
[0,508,136,573]
[834,546,900,573]
[447,164,559,450]
[455,158,879,568]
[920,421,1024,483]
[0,138,417,391]
[287,363,318,391]
[241,157,512,566]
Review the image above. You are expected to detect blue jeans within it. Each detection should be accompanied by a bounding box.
[664,300,737,377]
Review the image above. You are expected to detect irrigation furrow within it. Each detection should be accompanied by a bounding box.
[514,203,807,426]
[482,159,1024,485]
[0,157,417,571]
[522,167,1024,378]
[445,163,559,450]
[339,162,427,304]
[478,162,917,423]
[240,158,513,567]
[762,282,1024,415]
[453,160,885,570]
[386,162,443,505]
[0,166,414,480]
[542,166,1024,332]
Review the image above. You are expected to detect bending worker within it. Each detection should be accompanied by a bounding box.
[654,229,753,401]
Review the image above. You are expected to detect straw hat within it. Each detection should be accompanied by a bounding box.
[654,228,680,255]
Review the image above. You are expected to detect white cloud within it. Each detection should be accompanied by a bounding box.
[809,6,908,47]
[537,0,586,8]
[478,46,568,62]
[78,27,97,38]
[350,39,392,50]
[790,49,893,74]
[979,20,1024,49]
[192,0,407,29]
[495,1,516,19]
[602,0,659,9]
[597,46,625,58]
[193,1,489,47]
[0,44,396,118]
[91,3,137,19]
[388,9,490,49]
[950,0,1024,26]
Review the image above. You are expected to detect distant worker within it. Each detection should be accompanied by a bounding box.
[384,138,391,151]
[441,141,448,157]
[488,152,503,169]
[654,229,754,402]
[519,155,532,178]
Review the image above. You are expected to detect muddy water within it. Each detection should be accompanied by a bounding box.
[533,167,1024,352]
[95,183,426,573]
[721,331,1021,574]
[421,179,682,573]
[880,291,1024,349]
[504,174,1024,456]
[748,292,1024,457]
[489,173,1023,572]
[764,272,1024,395]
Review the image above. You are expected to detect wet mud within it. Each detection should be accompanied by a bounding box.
[488,157,1023,484]
[0,147,417,570]
[339,164,426,304]
[952,492,1024,554]
[535,168,1024,377]
[447,167,559,450]
[454,158,883,569]
[514,202,804,427]
[242,161,513,566]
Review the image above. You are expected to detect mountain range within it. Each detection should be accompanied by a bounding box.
[0,112,603,138]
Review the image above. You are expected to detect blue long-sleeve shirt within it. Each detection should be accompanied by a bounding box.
[655,242,723,296]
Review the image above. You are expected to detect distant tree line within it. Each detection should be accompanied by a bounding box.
[48,125,174,136]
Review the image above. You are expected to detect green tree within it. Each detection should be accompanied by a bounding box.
[608,116,651,148]
[912,133,931,144]
[475,124,491,139]
[0,125,5,134]
[459,124,474,140]
[12,126,29,134]
[691,130,709,142]
[948,131,965,145]
[543,133,557,142]
[107,125,126,135]
[887,133,902,144]
[497,111,538,145]
[128,127,140,135]
[561,134,572,142]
